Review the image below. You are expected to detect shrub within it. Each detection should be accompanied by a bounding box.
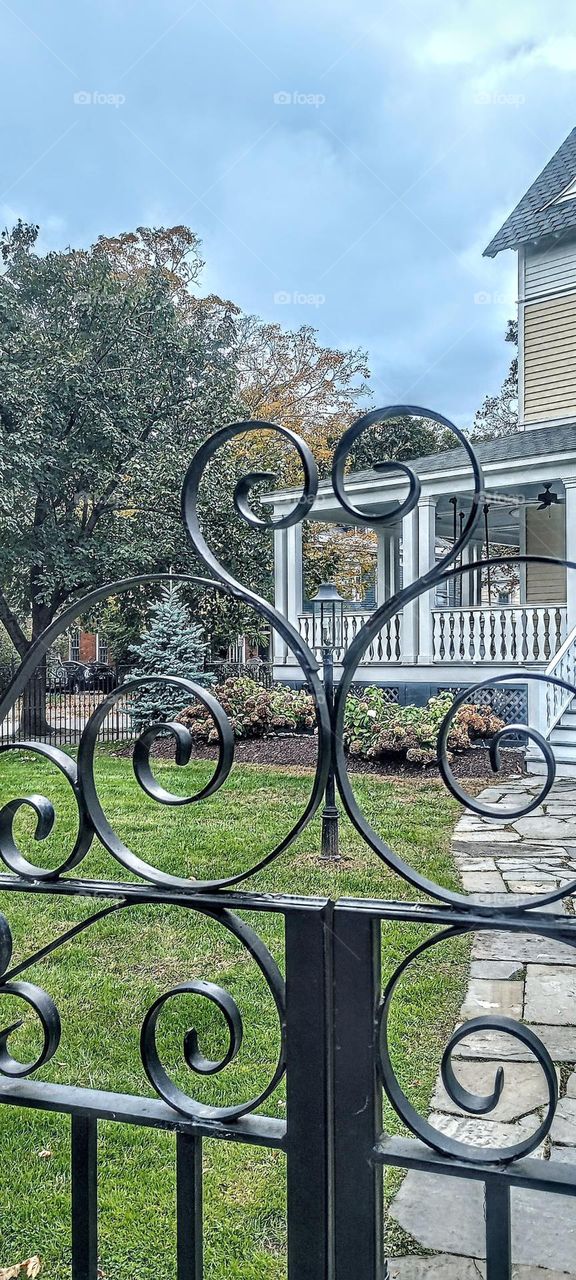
[177,677,316,742]
[343,690,504,766]
[128,586,210,733]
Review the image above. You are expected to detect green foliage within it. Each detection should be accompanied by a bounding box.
[344,690,504,766]
[342,414,455,472]
[472,318,519,442]
[128,585,210,731]
[0,221,242,658]
[177,676,316,741]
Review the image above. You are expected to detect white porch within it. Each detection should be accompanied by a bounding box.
[266,426,576,691]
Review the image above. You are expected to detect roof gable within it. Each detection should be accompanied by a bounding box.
[484,127,576,257]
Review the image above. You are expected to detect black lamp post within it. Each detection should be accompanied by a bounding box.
[311,583,344,861]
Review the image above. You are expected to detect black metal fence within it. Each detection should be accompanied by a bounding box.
[0,666,135,746]
[0,659,274,747]
[0,408,574,1278]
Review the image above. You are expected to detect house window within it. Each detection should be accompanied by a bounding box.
[69,629,80,662]
[97,634,109,664]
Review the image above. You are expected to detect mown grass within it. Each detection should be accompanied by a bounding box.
[0,748,470,1277]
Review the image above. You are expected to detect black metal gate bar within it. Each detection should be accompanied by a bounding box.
[332,907,385,1280]
[285,903,334,1280]
[485,1180,511,1279]
[71,1113,98,1280]
[176,1133,203,1280]
[0,1077,287,1147]
[374,1132,576,1197]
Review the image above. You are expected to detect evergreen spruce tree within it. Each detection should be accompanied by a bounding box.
[129,585,209,732]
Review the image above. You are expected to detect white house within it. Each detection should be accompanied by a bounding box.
[265,125,576,771]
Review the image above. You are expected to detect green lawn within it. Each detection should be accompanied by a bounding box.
[0,749,470,1277]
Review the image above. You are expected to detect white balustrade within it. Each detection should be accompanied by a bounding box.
[297,605,567,669]
[297,611,403,663]
[432,605,567,665]
[539,621,576,739]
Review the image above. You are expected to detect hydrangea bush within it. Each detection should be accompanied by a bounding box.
[343,689,504,766]
[177,677,316,742]
[176,677,503,767]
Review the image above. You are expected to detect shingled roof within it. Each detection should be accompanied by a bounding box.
[331,421,576,488]
[265,423,576,503]
[483,127,576,257]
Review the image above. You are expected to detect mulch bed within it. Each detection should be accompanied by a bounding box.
[113,733,525,779]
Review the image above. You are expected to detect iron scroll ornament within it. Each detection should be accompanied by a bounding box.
[0,405,575,1156]
[377,924,561,1165]
[1,405,574,897]
[0,895,286,1119]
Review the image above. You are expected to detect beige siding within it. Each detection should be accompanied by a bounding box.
[526,504,566,603]
[523,292,576,424]
[525,240,576,300]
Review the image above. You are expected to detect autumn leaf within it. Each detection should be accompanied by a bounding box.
[0,1258,41,1279]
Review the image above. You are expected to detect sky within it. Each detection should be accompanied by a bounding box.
[1,0,576,426]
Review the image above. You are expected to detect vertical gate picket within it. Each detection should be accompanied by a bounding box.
[485,1180,512,1279]
[71,1114,98,1280]
[285,902,335,1280]
[332,906,386,1280]
[176,1133,203,1279]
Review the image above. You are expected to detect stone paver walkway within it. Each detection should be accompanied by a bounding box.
[389,778,576,1278]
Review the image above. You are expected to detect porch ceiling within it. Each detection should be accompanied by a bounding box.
[281,480,567,548]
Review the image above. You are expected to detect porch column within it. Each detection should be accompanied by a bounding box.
[376,530,387,604]
[376,530,397,603]
[401,506,419,662]
[273,528,289,662]
[565,480,576,633]
[417,497,437,663]
[286,521,303,626]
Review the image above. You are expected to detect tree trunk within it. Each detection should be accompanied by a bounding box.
[17,663,53,738]
[17,598,54,738]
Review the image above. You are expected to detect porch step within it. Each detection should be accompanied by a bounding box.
[527,698,576,776]
[550,726,576,747]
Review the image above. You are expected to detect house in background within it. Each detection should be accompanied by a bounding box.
[67,628,109,665]
[266,125,576,773]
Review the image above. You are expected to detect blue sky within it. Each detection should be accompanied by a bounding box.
[1,0,576,425]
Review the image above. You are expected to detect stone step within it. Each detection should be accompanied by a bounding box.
[528,759,576,777]
[551,726,576,746]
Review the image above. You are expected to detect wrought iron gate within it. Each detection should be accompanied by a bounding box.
[0,407,575,1278]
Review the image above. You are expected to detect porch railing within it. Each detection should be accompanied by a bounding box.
[297,610,403,663]
[537,621,576,738]
[432,605,567,665]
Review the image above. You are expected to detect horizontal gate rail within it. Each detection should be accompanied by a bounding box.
[0,1077,286,1147]
[374,1132,576,1197]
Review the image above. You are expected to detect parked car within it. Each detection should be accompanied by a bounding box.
[83,661,116,692]
[47,661,115,693]
[46,661,84,692]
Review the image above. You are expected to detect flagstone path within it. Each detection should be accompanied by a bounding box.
[389,778,576,1278]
